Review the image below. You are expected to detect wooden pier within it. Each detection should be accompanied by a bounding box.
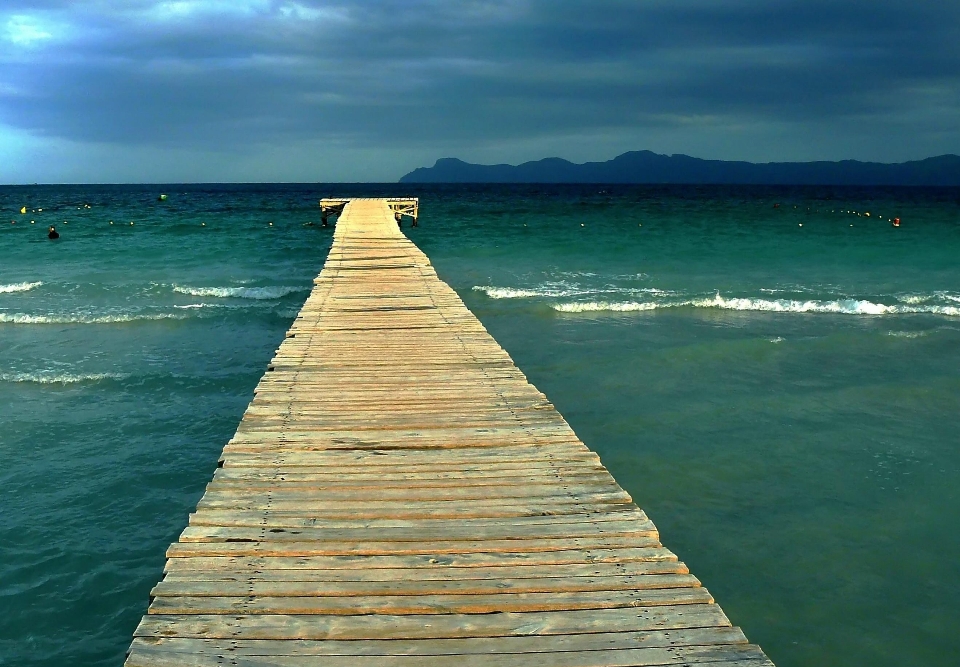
[126,199,773,666]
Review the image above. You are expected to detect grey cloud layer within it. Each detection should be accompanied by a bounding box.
[2,0,959,157]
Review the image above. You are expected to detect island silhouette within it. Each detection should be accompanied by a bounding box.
[401,151,960,185]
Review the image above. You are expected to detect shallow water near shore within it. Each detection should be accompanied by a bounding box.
[1,183,958,666]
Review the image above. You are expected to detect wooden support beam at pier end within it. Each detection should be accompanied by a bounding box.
[320,197,419,227]
[126,198,773,667]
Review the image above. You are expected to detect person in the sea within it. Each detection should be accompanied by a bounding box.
[48,225,59,240]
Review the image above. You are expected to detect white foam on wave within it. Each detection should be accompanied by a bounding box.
[0,312,189,324]
[0,281,42,294]
[173,285,304,299]
[473,286,545,299]
[551,293,960,316]
[897,294,931,305]
[887,331,928,338]
[474,285,671,300]
[0,372,126,384]
[635,288,676,296]
[553,301,663,312]
[693,294,902,314]
[173,303,243,310]
[939,292,960,304]
[473,285,591,299]
[701,294,960,316]
[896,292,960,306]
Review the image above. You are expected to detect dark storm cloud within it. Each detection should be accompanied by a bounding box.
[2,0,959,156]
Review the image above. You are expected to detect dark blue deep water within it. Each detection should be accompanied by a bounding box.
[1,184,958,666]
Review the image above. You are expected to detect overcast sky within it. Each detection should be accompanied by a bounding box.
[2,1,959,182]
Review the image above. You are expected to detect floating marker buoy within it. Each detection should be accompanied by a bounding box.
[269,222,273,226]
[130,222,134,226]
[799,223,803,227]
[865,212,871,217]
[31,220,35,224]
[158,194,168,201]
[580,223,584,227]
[892,218,901,227]
[110,221,114,225]
[201,222,206,226]
[20,206,26,214]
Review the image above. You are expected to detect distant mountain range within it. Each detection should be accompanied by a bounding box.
[399,151,960,186]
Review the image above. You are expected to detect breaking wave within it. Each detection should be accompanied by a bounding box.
[473,286,545,299]
[554,301,663,312]
[696,294,960,316]
[0,312,189,324]
[0,281,42,294]
[552,294,960,316]
[173,303,245,310]
[0,372,127,384]
[474,285,673,300]
[473,285,590,299]
[173,285,305,299]
[898,292,960,305]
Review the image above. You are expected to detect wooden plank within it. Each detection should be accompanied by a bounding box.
[195,489,632,505]
[194,497,637,515]
[177,520,659,542]
[165,535,664,557]
[134,604,732,640]
[192,502,642,521]
[186,507,648,528]
[218,453,602,469]
[160,560,688,580]
[205,473,616,491]
[130,626,748,656]
[147,586,714,615]
[127,644,771,667]
[151,573,700,598]
[163,547,681,572]
[199,482,629,500]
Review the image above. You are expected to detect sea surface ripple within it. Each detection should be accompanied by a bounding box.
[2,183,959,667]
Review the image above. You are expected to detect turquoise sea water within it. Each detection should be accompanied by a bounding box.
[1,184,958,666]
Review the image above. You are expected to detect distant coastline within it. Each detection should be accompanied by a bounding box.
[400,151,960,186]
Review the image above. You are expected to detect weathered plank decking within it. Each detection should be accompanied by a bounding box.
[126,199,773,666]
